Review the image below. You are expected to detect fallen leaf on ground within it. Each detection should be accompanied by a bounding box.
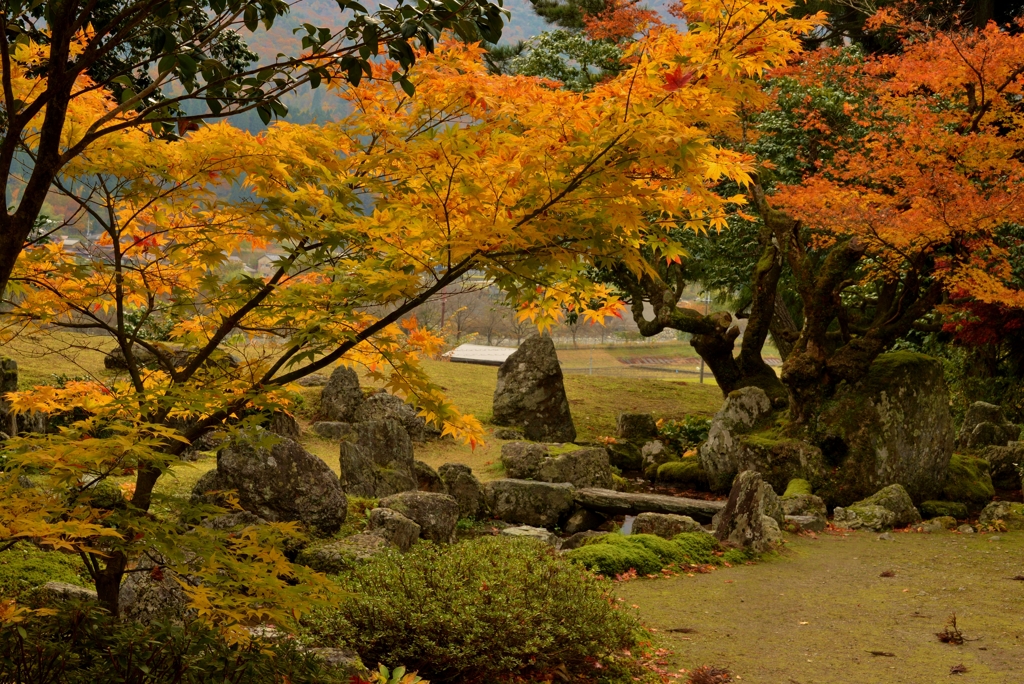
[950,664,968,674]
[866,651,895,657]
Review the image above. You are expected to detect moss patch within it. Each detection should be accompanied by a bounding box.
[656,458,708,487]
[943,453,995,506]
[566,539,662,576]
[920,500,969,520]
[566,531,731,577]
[783,479,813,499]
[0,543,91,597]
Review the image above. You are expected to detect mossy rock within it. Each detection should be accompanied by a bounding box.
[942,453,995,507]
[606,442,643,472]
[782,479,813,499]
[295,534,392,574]
[0,543,91,598]
[671,532,721,565]
[656,458,708,488]
[565,540,662,576]
[920,501,969,520]
[624,534,692,565]
[928,516,958,530]
[811,352,954,506]
[979,501,1024,530]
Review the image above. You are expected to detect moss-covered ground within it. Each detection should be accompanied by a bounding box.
[619,530,1024,683]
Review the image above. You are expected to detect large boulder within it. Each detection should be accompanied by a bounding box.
[319,366,364,422]
[712,470,783,553]
[632,512,703,538]
[811,352,955,506]
[957,402,1020,451]
[437,463,487,519]
[366,507,421,551]
[980,443,1024,490]
[378,491,459,544]
[832,483,921,531]
[500,442,613,488]
[491,334,576,442]
[192,430,347,535]
[354,391,439,441]
[267,410,300,440]
[485,479,576,528]
[700,387,772,490]
[338,419,417,498]
[699,387,824,494]
[312,421,351,440]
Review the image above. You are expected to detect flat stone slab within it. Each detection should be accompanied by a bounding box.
[574,488,724,523]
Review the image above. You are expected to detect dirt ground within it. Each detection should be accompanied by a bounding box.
[619,530,1024,684]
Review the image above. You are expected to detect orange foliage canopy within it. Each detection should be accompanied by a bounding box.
[773,19,1024,309]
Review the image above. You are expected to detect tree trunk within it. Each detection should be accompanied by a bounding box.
[94,552,128,615]
[769,291,798,361]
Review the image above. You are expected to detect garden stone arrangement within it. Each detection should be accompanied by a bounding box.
[6,4,1024,683]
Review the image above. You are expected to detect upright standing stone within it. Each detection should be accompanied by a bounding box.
[438,463,488,519]
[491,334,576,443]
[320,366,365,422]
[713,470,783,553]
[957,402,1020,451]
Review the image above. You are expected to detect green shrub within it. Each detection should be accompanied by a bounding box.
[943,453,995,505]
[782,478,813,498]
[301,536,643,683]
[0,604,336,684]
[657,416,712,452]
[0,544,90,598]
[920,500,969,519]
[656,459,708,487]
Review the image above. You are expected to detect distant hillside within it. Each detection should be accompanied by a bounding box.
[221,0,549,129]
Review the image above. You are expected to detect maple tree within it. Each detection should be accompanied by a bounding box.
[759,13,1024,420]
[0,0,818,628]
[0,0,509,302]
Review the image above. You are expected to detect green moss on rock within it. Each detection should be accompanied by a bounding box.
[943,454,995,506]
[565,541,662,576]
[656,459,708,487]
[783,479,813,499]
[671,532,721,565]
[0,543,91,597]
[920,501,968,520]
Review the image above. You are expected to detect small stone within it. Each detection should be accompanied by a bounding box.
[438,463,488,519]
[296,373,328,387]
[308,648,369,680]
[312,421,353,440]
[413,460,446,493]
[989,535,1001,541]
[378,491,459,544]
[785,514,826,532]
[493,427,525,440]
[559,530,606,550]
[500,525,559,546]
[33,582,98,605]
[563,508,607,534]
[485,479,576,528]
[877,532,894,541]
[632,512,703,538]
[957,524,976,534]
[296,534,391,574]
[616,413,658,441]
[366,507,421,551]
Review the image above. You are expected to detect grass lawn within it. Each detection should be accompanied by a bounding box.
[621,530,1024,683]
